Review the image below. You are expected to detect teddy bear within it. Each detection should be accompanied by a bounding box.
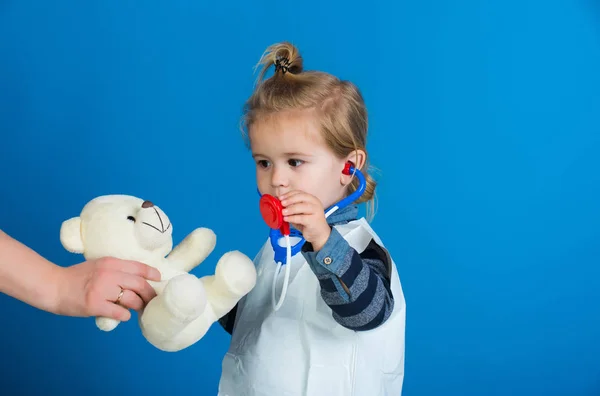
[59,194,257,352]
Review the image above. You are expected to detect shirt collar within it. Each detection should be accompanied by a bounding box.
[326,204,359,226]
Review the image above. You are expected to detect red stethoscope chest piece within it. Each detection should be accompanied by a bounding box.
[259,194,290,235]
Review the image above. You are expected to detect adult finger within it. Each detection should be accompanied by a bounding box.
[116,273,157,304]
[98,301,132,322]
[100,257,161,281]
[116,289,145,312]
[117,260,161,281]
[107,284,125,303]
[101,285,143,315]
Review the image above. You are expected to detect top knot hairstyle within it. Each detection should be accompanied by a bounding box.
[241,42,378,217]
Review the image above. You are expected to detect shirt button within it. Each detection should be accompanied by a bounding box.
[323,257,332,265]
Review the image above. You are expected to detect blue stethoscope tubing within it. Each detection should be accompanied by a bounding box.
[260,164,367,310]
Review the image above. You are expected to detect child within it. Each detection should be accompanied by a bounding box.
[217,42,405,396]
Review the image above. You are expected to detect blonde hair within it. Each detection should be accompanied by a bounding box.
[241,41,378,220]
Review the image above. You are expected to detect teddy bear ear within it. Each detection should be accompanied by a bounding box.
[60,217,84,254]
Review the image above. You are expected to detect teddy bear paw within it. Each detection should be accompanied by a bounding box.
[96,317,120,332]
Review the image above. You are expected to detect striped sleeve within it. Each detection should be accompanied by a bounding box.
[301,227,395,331]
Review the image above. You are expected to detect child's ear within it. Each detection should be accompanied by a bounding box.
[340,149,366,186]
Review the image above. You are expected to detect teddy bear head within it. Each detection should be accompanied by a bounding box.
[60,194,174,261]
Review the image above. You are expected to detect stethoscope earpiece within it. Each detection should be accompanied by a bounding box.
[342,161,355,175]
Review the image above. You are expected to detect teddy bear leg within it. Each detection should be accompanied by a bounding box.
[204,251,257,321]
[139,273,207,348]
[214,251,257,298]
[163,273,207,321]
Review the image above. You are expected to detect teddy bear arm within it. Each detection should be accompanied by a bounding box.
[167,228,217,272]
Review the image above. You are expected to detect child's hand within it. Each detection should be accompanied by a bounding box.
[280,190,330,251]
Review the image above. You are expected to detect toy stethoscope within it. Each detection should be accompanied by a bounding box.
[258,162,367,311]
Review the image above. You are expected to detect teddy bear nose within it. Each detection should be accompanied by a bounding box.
[141,200,154,208]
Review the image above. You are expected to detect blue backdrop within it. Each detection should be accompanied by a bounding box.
[1,1,599,395]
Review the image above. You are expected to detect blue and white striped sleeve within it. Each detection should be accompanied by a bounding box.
[301,227,395,331]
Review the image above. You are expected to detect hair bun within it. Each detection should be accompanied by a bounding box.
[254,42,304,82]
[265,42,304,75]
[275,55,294,74]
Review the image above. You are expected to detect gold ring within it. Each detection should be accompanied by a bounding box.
[115,288,124,304]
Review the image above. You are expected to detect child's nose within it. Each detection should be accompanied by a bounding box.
[270,166,288,188]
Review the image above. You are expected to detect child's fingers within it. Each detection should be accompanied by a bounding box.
[279,190,303,201]
[283,214,310,225]
[280,192,317,207]
[282,202,315,217]
[279,191,307,206]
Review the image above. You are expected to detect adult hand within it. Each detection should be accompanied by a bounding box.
[52,257,161,322]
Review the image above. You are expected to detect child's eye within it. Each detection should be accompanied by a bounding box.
[288,159,304,167]
[257,160,270,168]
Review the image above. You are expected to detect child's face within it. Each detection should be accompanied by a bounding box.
[249,111,348,210]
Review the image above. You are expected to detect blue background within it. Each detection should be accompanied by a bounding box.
[1,1,599,395]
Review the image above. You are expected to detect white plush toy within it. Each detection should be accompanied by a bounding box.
[59,194,257,352]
